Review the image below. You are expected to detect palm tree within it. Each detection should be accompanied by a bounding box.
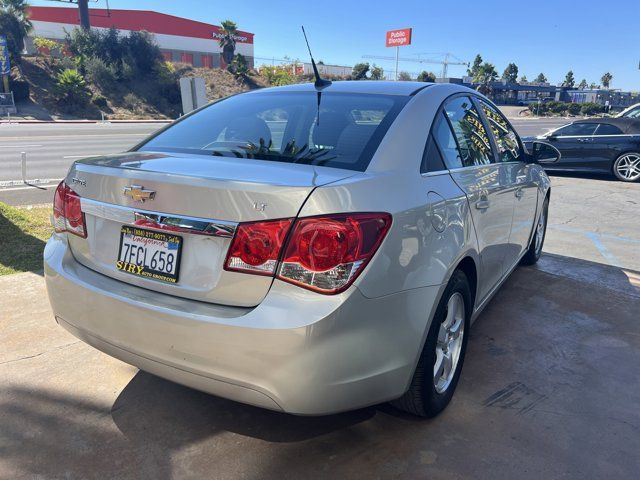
[601,72,613,89]
[218,20,238,67]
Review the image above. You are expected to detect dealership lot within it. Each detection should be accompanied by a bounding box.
[1,171,638,479]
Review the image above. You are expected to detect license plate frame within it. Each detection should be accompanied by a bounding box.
[116,225,183,284]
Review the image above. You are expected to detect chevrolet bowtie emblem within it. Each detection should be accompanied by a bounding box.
[123,185,156,203]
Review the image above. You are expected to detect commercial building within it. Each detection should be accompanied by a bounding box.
[26,6,255,69]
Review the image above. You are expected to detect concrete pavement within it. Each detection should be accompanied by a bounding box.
[1,251,638,479]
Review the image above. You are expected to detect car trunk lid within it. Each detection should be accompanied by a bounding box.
[65,152,355,307]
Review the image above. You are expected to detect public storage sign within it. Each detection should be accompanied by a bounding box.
[385,28,412,47]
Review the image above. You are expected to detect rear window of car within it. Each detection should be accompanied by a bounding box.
[595,123,623,135]
[138,92,409,171]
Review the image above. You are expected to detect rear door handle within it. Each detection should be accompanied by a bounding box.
[475,199,490,210]
[515,188,524,199]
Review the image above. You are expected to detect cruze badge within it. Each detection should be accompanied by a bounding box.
[123,185,156,203]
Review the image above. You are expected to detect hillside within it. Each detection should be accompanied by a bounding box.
[10,55,270,120]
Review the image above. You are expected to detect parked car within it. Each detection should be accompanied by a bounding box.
[525,117,640,182]
[44,81,557,417]
[617,103,640,119]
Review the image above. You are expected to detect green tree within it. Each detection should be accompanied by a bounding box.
[502,63,518,83]
[417,71,436,82]
[351,62,369,80]
[578,79,588,90]
[0,0,31,36]
[473,62,498,95]
[519,75,528,83]
[398,71,411,81]
[589,82,600,89]
[468,54,482,77]
[563,70,575,88]
[601,72,613,89]
[0,11,24,63]
[534,73,547,83]
[369,64,384,80]
[218,20,238,67]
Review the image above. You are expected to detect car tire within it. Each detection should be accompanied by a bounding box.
[521,196,549,266]
[391,270,471,417]
[612,152,640,182]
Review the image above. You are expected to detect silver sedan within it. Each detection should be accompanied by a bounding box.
[44,81,558,416]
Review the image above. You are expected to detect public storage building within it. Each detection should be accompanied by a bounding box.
[26,6,255,68]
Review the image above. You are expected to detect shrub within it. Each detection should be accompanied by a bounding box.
[567,103,581,115]
[528,102,549,115]
[123,92,141,109]
[123,31,163,75]
[55,69,89,105]
[261,65,296,86]
[229,53,248,76]
[34,37,61,56]
[580,102,605,116]
[9,79,30,102]
[91,94,108,108]
[547,101,567,115]
[84,56,117,89]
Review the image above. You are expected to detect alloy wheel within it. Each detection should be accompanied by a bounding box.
[615,153,640,181]
[535,207,547,255]
[434,292,465,394]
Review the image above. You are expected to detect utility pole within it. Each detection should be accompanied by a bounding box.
[78,0,90,30]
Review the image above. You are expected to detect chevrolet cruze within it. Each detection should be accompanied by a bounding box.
[44,81,558,417]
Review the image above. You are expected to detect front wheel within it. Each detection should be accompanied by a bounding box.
[521,196,549,266]
[391,270,471,417]
[613,152,640,182]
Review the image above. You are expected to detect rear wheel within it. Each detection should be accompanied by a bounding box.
[391,270,471,417]
[613,153,640,182]
[521,196,549,266]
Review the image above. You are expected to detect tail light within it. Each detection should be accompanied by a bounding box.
[224,213,391,294]
[278,213,391,294]
[53,181,87,238]
[224,219,293,275]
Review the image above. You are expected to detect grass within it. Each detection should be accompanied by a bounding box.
[0,202,52,276]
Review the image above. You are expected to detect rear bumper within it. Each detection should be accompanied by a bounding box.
[44,234,441,415]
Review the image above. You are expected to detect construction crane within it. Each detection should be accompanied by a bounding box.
[362,53,469,80]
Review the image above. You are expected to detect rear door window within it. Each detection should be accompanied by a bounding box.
[478,100,523,162]
[554,123,598,136]
[442,96,495,167]
[594,123,623,135]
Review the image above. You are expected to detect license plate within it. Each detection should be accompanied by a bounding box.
[116,226,182,283]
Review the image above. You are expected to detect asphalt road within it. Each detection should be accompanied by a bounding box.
[0,117,569,206]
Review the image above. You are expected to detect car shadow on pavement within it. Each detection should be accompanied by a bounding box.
[110,371,379,444]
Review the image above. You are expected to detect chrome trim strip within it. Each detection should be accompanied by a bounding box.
[80,197,237,238]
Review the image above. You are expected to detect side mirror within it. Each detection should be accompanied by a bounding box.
[545,134,557,141]
[531,141,560,164]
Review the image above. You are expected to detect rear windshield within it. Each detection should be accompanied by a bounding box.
[138,91,409,171]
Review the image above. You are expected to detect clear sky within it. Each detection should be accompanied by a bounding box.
[29,0,640,90]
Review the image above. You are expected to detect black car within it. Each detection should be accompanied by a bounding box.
[525,118,640,182]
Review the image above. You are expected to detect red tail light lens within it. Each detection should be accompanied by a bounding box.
[52,181,87,238]
[278,213,392,294]
[224,219,293,275]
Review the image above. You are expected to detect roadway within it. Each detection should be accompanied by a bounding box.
[0,117,569,206]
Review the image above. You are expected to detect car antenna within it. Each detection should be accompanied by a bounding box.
[302,26,331,89]
[302,26,330,126]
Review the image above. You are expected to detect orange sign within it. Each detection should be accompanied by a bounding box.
[386,28,412,47]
